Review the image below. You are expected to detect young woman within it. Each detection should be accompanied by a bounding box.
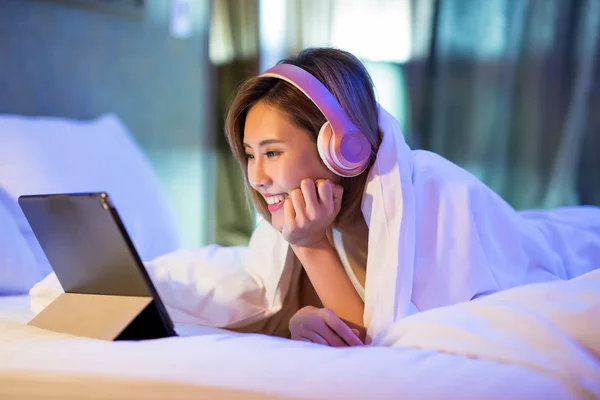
[226,48,380,346]
[221,47,600,347]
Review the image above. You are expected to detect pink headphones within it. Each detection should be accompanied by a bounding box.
[259,64,371,177]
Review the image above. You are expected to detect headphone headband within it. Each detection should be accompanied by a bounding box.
[258,63,371,177]
[259,64,358,138]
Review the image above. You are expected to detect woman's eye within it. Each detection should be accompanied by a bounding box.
[266,151,279,158]
[245,153,254,160]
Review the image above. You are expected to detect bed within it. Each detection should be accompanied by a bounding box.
[2,275,599,400]
[1,114,599,399]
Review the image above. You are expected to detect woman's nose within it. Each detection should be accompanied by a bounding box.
[249,162,272,189]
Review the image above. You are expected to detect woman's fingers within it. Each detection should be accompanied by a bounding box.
[283,196,296,225]
[316,179,334,213]
[282,179,343,246]
[292,179,341,220]
[299,331,328,346]
[315,325,347,347]
[300,179,320,219]
[321,309,364,347]
[290,188,306,220]
[292,308,364,348]
[331,183,344,213]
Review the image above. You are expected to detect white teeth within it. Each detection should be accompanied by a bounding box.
[266,194,287,205]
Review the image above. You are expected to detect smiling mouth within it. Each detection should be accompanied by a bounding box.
[265,194,288,205]
[265,194,288,212]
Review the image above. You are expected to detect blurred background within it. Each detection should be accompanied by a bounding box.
[1,0,599,249]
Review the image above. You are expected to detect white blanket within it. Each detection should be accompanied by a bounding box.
[383,268,600,398]
[28,267,600,398]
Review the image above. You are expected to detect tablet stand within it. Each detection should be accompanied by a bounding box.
[28,293,172,341]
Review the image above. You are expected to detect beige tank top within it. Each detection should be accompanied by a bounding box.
[299,228,368,309]
[332,229,367,302]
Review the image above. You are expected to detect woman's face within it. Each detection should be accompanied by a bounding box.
[243,101,339,232]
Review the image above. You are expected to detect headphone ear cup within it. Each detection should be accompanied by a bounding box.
[317,121,337,174]
[318,121,370,177]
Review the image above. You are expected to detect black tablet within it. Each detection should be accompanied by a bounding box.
[19,192,176,340]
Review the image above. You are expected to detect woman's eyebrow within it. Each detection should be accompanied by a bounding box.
[243,139,285,149]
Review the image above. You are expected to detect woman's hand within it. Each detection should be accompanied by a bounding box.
[289,306,363,347]
[282,179,343,247]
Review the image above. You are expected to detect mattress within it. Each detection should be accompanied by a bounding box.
[0,295,584,400]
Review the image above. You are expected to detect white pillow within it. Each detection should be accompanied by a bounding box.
[0,200,42,294]
[0,113,182,293]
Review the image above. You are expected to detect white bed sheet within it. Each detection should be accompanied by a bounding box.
[0,295,581,400]
[0,295,31,322]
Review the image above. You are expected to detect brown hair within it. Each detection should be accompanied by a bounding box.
[224,48,381,228]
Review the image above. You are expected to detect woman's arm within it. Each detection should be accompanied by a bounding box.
[292,238,365,331]
[282,179,366,338]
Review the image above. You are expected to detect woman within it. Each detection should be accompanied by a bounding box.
[226,48,380,346]
[221,47,600,347]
